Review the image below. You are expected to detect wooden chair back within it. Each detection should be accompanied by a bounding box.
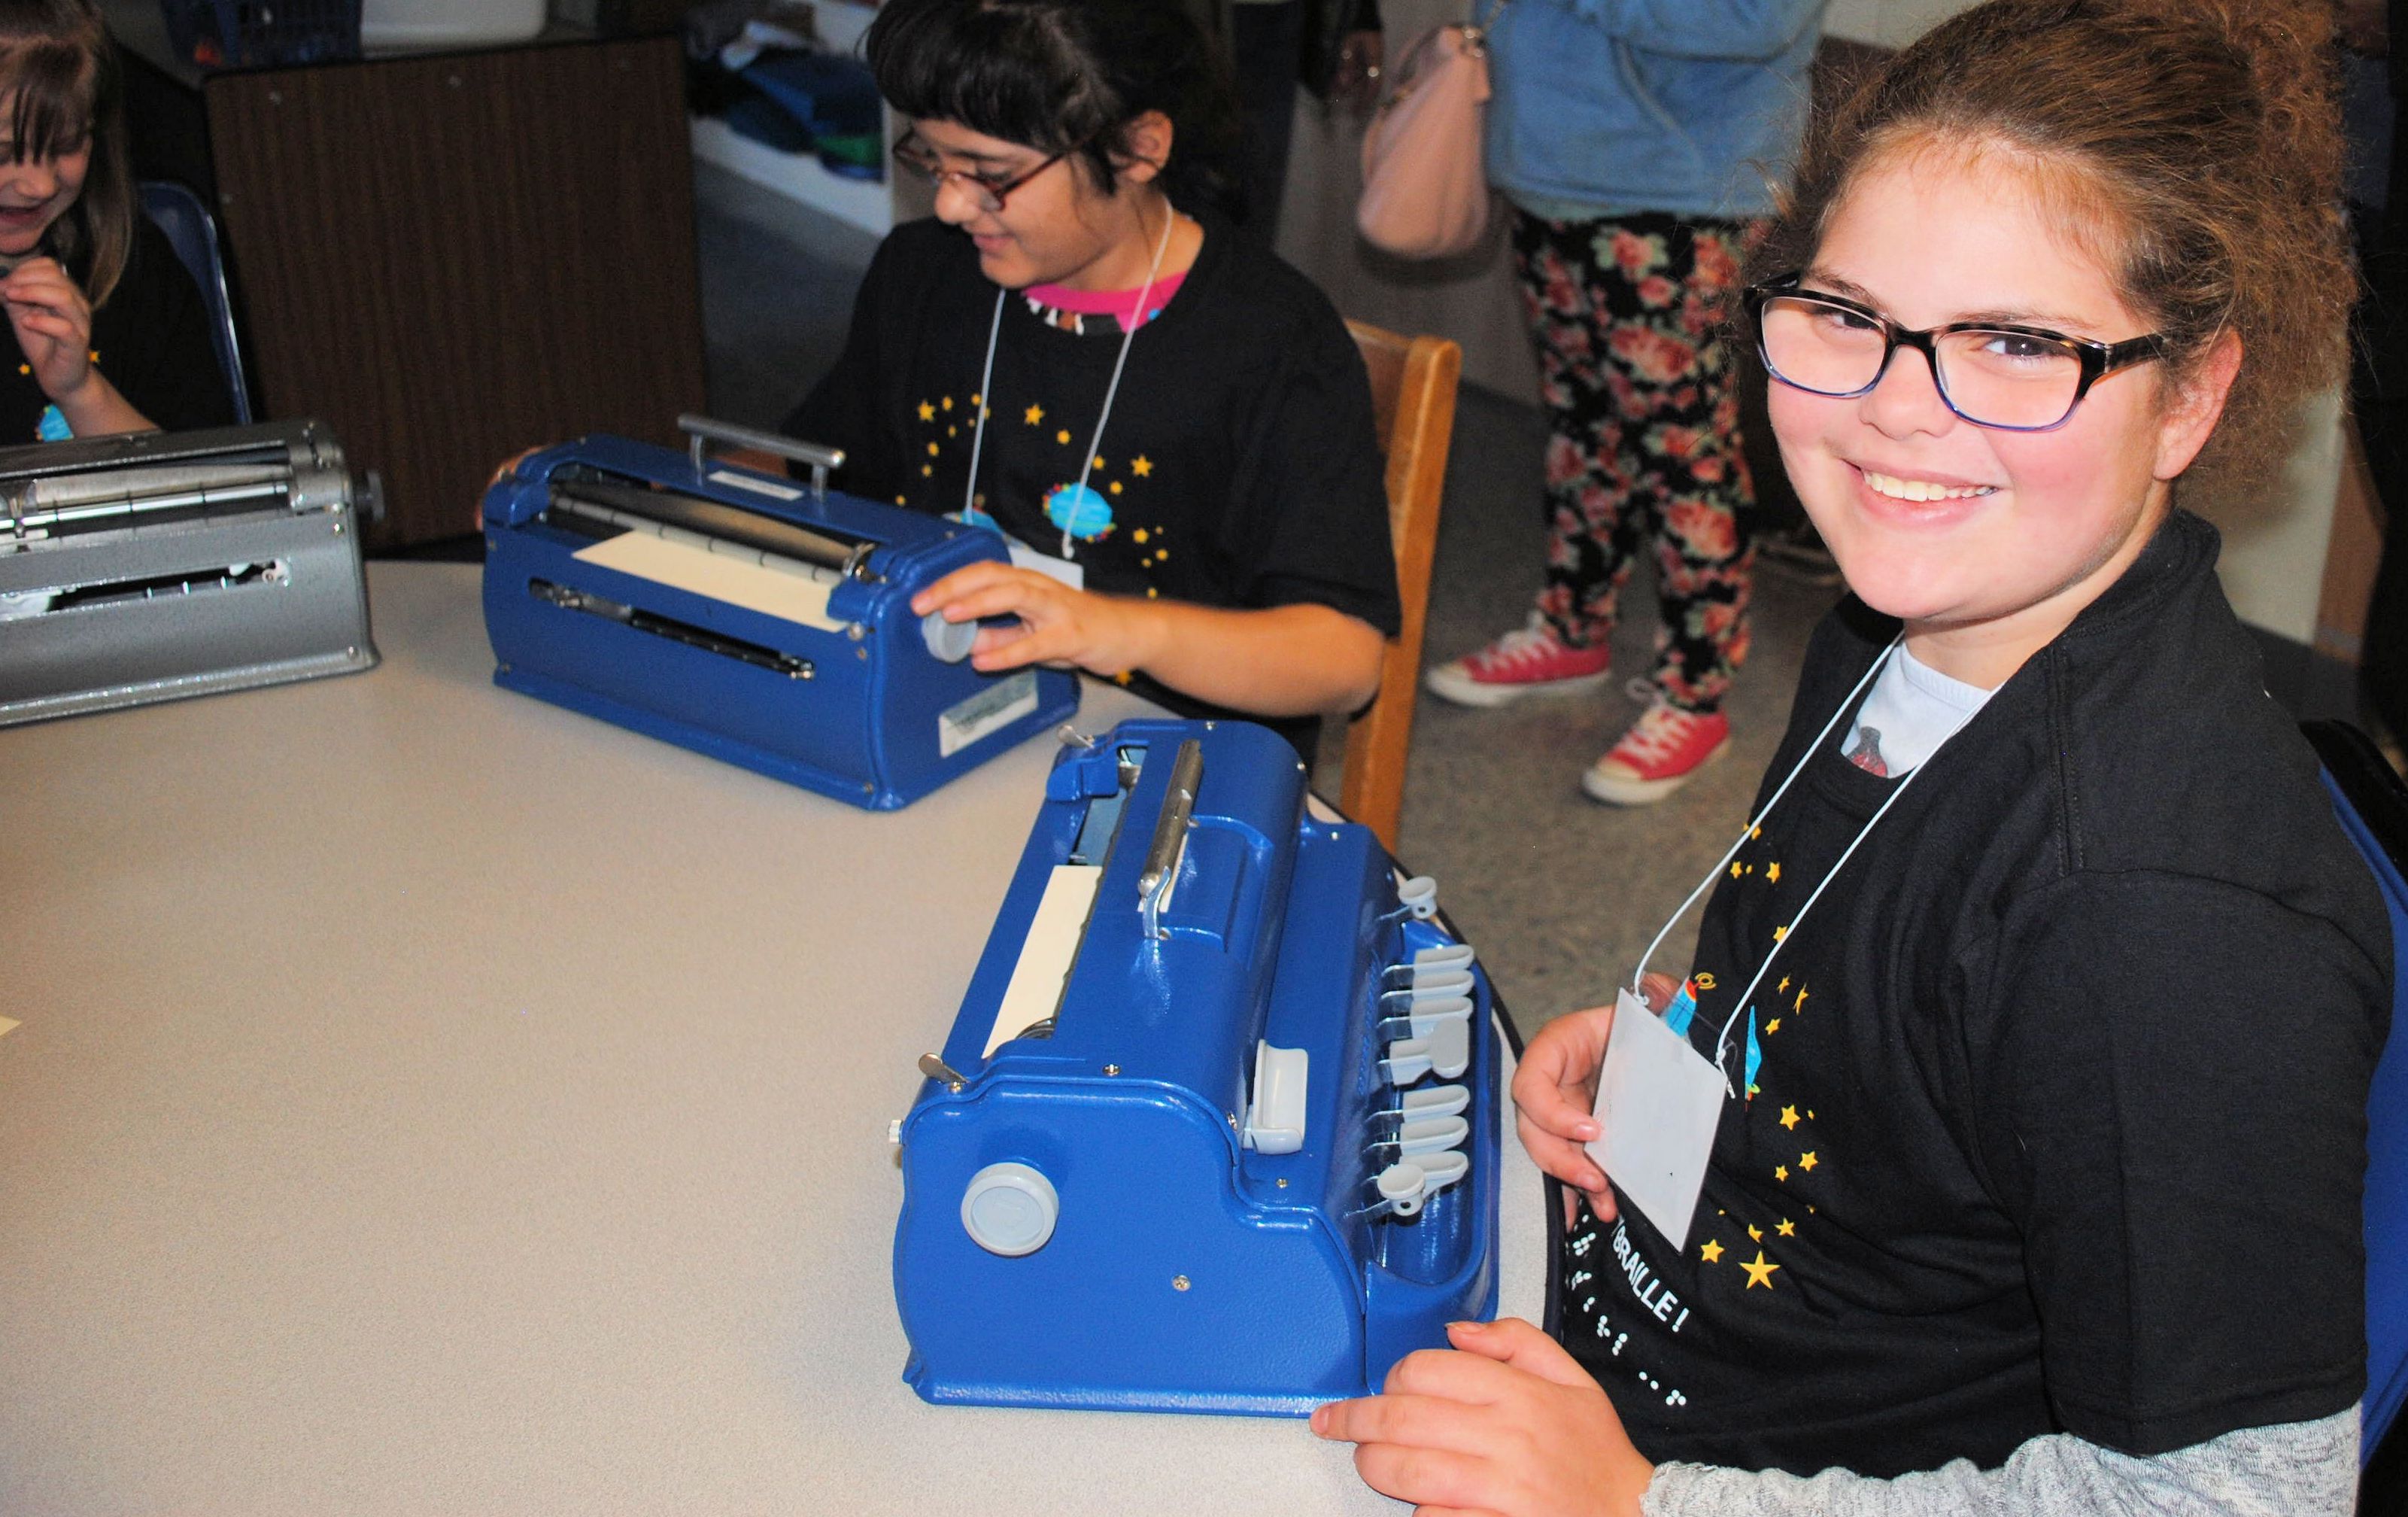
[1341,320,1462,852]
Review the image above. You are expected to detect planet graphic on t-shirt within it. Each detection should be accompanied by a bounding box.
[1043,482,1114,541]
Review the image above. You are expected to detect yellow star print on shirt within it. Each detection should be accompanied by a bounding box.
[1131,455,1153,476]
[1799,1151,1819,1172]
[1741,1251,1781,1289]
[917,401,935,421]
[1024,404,1044,425]
[1056,430,1072,445]
[1700,1239,1724,1263]
[1779,1105,1800,1130]
[1777,1218,1796,1237]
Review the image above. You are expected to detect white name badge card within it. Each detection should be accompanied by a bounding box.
[1007,538,1085,591]
[1585,987,1726,1249]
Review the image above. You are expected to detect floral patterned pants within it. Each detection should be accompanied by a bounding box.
[1511,210,1757,713]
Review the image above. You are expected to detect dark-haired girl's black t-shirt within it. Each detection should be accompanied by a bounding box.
[0,214,236,444]
[784,208,1400,745]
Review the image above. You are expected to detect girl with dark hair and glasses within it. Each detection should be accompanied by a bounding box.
[784,0,1398,752]
[1316,1,2390,1512]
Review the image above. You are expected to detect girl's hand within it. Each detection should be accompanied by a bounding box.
[1310,1318,1654,1517]
[1,257,96,405]
[910,561,1161,679]
[1514,972,1678,1228]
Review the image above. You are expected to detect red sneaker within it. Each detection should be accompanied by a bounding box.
[1583,700,1730,805]
[1424,616,1612,708]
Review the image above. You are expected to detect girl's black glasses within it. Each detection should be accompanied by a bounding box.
[891,131,1082,213]
[1743,276,2168,432]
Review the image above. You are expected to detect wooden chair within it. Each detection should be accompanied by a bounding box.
[1339,321,1462,853]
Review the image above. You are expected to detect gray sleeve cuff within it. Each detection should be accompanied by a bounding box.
[1637,1407,2359,1517]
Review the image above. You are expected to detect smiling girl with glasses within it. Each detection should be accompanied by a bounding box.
[785,0,1398,754]
[0,0,232,442]
[1315,2,2391,1512]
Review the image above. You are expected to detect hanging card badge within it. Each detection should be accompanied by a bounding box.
[1586,987,1726,1249]
[1006,537,1085,591]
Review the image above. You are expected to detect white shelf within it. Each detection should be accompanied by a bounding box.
[690,114,894,239]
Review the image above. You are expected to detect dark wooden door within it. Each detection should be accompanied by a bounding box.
[205,35,709,548]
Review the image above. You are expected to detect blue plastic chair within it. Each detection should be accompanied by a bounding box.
[138,180,251,425]
[2303,721,2408,1476]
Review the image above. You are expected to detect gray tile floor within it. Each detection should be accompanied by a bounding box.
[696,170,1844,1032]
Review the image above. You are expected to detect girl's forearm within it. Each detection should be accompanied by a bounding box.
[1127,600,1386,717]
[58,372,156,437]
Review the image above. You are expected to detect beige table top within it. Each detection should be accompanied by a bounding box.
[0,561,1544,1515]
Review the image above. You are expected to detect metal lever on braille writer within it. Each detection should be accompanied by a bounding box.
[1380,1017,1471,1084]
[1137,738,1204,941]
[1362,1150,1473,1219]
[1380,969,1475,1004]
[1380,875,1439,923]
[1378,995,1474,1041]
[1374,1083,1471,1123]
[678,412,845,502]
[1369,1114,1471,1159]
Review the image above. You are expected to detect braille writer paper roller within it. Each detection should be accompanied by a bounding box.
[478,415,1078,810]
[891,717,1502,1414]
[0,419,377,725]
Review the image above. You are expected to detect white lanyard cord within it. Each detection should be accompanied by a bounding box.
[1705,691,1979,1089]
[957,201,1179,560]
[1629,636,1902,996]
[1061,202,1175,558]
[958,290,1007,521]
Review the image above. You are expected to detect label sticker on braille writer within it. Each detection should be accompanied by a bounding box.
[1585,987,1725,1249]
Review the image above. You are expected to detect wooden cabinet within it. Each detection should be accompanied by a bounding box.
[116,18,707,549]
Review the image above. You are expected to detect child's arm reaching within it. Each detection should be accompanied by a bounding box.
[911,560,1385,716]
[1313,1336,2357,1516]
[1,258,153,436]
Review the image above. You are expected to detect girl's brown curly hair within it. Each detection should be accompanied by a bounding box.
[1753,0,2351,482]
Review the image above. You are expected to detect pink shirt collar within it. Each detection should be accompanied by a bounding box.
[1024,272,1188,329]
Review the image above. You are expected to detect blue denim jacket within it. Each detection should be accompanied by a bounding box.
[1482,0,1826,220]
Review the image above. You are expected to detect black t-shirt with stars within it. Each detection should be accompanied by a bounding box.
[0,214,235,443]
[1562,512,2388,1477]
[785,209,1399,738]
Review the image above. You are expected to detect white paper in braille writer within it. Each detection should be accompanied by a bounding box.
[1587,637,1975,1248]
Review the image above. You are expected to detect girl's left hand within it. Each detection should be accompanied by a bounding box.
[1,257,96,404]
[1311,1318,1655,1517]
